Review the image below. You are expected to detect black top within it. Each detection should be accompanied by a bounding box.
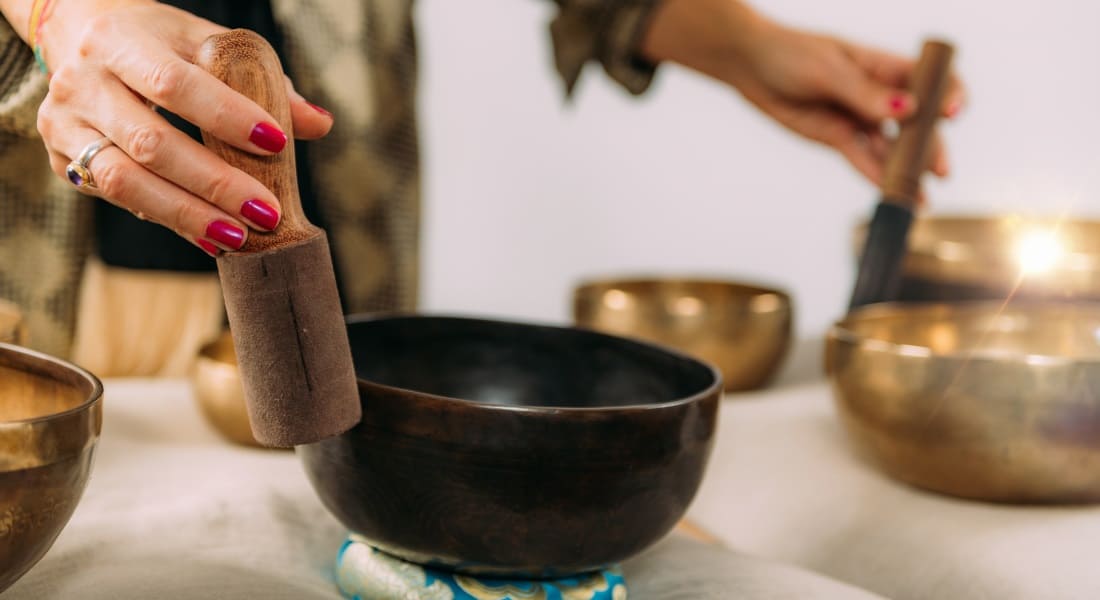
[95,0,324,272]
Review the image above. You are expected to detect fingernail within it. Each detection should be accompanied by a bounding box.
[889,94,910,114]
[308,103,333,118]
[946,100,963,118]
[240,199,280,231]
[198,239,220,257]
[206,221,246,250]
[249,122,287,153]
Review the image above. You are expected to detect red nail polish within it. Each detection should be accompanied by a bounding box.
[889,94,909,114]
[946,101,962,118]
[241,199,280,230]
[308,103,333,118]
[198,239,220,257]
[206,221,245,250]
[249,122,287,153]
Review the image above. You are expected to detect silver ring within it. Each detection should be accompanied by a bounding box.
[66,137,114,190]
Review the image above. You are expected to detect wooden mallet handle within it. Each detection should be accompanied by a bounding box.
[881,40,955,206]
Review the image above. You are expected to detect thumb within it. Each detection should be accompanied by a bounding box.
[829,64,916,124]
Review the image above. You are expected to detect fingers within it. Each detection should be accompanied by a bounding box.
[843,40,967,120]
[285,77,334,140]
[929,132,949,177]
[827,55,914,125]
[48,128,250,257]
[941,77,967,118]
[100,38,290,155]
[91,78,283,231]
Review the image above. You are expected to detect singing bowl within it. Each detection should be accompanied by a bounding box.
[826,301,1100,503]
[297,315,722,577]
[572,278,792,392]
[0,300,26,345]
[854,215,1100,302]
[193,331,264,448]
[0,343,102,592]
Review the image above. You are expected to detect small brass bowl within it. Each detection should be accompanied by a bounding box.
[826,301,1100,503]
[0,300,27,345]
[854,215,1100,302]
[193,331,264,448]
[572,278,792,391]
[0,342,102,592]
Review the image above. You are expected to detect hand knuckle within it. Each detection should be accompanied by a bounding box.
[127,125,165,167]
[77,17,110,57]
[94,160,125,197]
[209,101,235,132]
[171,199,199,232]
[45,68,77,103]
[146,60,187,103]
[205,168,235,204]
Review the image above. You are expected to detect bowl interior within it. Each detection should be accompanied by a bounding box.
[836,302,1100,361]
[0,349,97,426]
[346,315,718,408]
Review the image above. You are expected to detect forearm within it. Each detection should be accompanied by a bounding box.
[639,0,769,87]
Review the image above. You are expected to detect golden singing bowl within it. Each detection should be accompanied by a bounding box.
[0,300,27,345]
[826,301,1100,503]
[855,215,1100,302]
[193,331,265,448]
[573,278,792,392]
[0,342,102,592]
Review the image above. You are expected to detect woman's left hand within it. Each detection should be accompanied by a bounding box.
[642,0,967,187]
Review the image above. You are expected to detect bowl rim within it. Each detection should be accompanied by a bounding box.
[572,275,792,312]
[0,341,104,425]
[346,312,725,414]
[828,300,1100,366]
[851,214,1100,286]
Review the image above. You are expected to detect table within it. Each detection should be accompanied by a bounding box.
[12,346,1100,600]
[6,378,877,600]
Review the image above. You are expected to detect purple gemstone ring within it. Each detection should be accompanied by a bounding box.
[65,136,113,190]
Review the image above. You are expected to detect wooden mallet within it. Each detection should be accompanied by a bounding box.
[194,29,360,448]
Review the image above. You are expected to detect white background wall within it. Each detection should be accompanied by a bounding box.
[416,0,1100,339]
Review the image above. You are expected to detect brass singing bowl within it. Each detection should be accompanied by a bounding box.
[826,301,1100,503]
[854,215,1100,301]
[573,278,792,392]
[193,331,265,448]
[0,300,27,345]
[0,343,102,592]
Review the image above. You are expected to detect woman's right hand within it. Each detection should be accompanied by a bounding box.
[35,0,333,256]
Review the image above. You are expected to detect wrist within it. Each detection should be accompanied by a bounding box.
[640,0,773,87]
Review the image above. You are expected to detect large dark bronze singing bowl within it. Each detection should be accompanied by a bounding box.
[0,343,102,593]
[297,315,722,578]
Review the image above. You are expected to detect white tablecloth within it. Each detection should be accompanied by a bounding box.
[5,378,878,600]
[13,350,1100,600]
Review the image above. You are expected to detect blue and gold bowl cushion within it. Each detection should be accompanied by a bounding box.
[335,534,627,600]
